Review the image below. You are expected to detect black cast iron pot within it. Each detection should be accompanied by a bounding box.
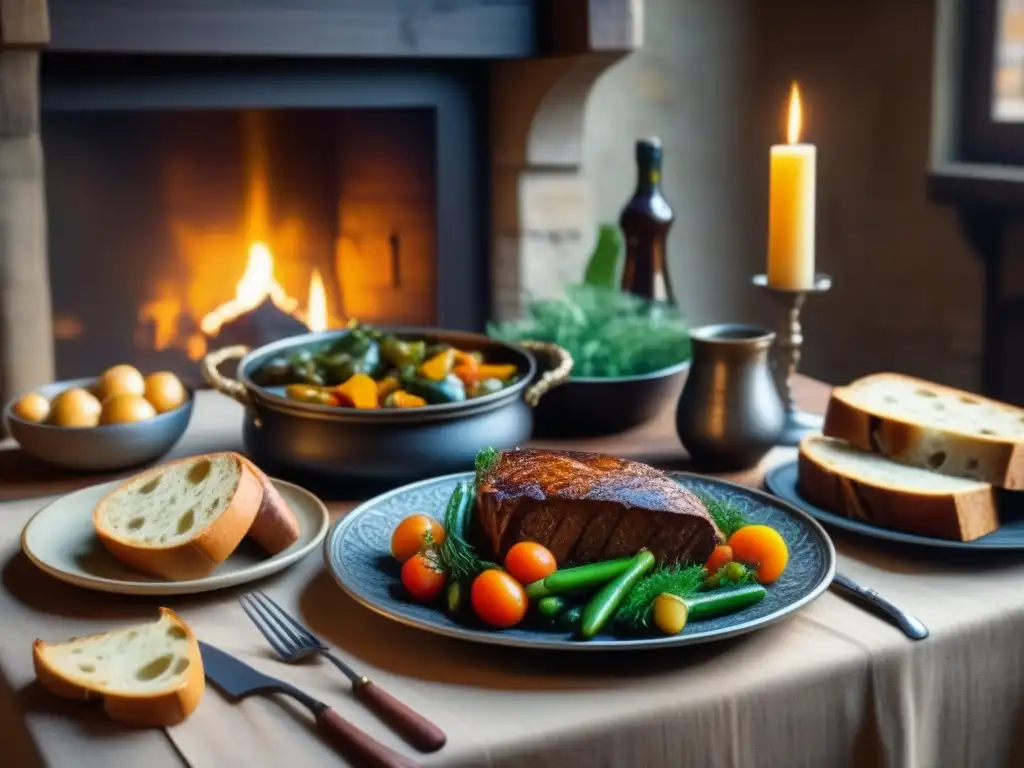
[201,328,572,486]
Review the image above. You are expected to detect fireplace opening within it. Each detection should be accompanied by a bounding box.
[41,56,487,382]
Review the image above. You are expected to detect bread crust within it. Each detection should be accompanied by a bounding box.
[823,372,1024,490]
[32,608,205,728]
[240,457,300,554]
[93,452,263,580]
[797,436,999,541]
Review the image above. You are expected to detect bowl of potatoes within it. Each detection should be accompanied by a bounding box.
[2,365,193,471]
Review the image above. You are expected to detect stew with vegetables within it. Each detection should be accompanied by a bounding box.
[251,322,521,410]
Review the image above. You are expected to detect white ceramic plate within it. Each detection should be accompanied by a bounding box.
[21,478,329,595]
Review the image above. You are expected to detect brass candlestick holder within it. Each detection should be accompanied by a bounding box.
[752,273,832,446]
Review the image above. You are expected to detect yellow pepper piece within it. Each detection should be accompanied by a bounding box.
[334,373,379,409]
[419,348,456,381]
[386,390,427,408]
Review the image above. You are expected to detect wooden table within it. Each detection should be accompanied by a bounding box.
[2,377,1023,768]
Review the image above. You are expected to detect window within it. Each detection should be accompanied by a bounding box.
[962,0,1024,163]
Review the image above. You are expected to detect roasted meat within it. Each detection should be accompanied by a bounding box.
[475,448,722,566]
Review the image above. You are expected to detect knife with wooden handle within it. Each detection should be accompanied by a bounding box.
[198,641,421,768]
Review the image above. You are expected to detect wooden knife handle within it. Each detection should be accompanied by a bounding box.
[315,707,421,768]
[354,679,447,753]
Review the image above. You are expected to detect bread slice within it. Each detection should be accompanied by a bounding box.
[240,457,300,554]
[798,435,998,541]
[93,452,263,580]
[823,372,1024,489]
[33,608,204,728]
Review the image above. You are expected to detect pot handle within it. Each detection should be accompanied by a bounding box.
[519,341,573,407]
[201,345,253,409]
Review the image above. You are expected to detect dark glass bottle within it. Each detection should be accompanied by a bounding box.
[619,137,675,303]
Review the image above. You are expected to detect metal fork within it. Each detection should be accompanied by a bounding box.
[239,591,447,753]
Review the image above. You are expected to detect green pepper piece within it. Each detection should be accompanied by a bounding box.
[251,356,292,386]
[381,337,427,368]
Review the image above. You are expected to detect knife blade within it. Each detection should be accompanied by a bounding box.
[199,642,421,768]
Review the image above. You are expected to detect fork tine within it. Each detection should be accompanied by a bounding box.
[239,594,293,659]
[255,590,326,649]
[242,593,303,651]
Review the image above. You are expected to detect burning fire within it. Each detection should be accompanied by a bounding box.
[136,111,335,362]
[198,241,327,337]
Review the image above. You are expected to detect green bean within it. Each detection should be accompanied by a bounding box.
[524,557,636,600]
[578,551,656,639]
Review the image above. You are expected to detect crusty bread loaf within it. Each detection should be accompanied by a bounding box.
[823,372,1024,489]
[33,608,204,728]
[93,452,263,580]
[240,457,300,554]
[798,435,999,541]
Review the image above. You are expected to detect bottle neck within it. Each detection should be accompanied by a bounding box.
[635,158,662,195]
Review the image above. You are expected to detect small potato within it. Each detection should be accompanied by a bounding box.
[11,392,50,423]
[48,388,102,428]
[100,394,157,425]
[97,364,145,400]
[144,371,187,413]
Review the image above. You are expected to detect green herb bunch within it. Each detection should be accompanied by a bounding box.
[614,564,706,630]
[487,223,691,378]
[696,493,750,538]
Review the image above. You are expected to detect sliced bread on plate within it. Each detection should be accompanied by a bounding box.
[240,456,300,554]
[33,608,204,727]
[798,435,998,541]
[823,372,1024,489]
[93,452,263,580]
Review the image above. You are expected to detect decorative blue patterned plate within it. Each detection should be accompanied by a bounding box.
[765,460,1024,550]
[324,471,836,650]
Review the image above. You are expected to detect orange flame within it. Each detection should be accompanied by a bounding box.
[786,82,803,145]
[306,269,327,332]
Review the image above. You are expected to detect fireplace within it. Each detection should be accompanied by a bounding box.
[0,0,641,414]
[42,55,482,381]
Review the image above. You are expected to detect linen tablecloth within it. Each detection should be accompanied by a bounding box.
[2,383,1024,768]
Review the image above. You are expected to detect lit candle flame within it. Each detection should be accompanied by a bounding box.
[786,82,803,145]
[307,269,327,332]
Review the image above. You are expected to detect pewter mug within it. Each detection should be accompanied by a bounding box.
[676,324,785,470]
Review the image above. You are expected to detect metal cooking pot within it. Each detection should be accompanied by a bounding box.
[201,328,572,485]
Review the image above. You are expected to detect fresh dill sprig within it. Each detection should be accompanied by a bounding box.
[696,492,750,538]
[475,447,500,482]
[614,564,706,630]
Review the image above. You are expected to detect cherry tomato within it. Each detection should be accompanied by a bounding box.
[471,569,528,629]
[390,515,446,563]
[704,544,734,575]
[503,541,557,585]
[728,525,789,584]
[401,553,447,602]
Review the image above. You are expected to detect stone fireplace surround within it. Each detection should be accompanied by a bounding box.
[0,0,642,421]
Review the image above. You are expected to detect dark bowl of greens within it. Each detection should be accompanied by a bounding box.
[489,284,691,438]
[201,323,572,484]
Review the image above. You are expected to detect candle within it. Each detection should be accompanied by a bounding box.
[767,83,816,290]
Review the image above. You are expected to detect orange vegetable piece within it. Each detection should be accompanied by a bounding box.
[504,541,557,585]
[335,373,379,409]
[471,569,528,628]
[391,514,446,562]
[454,362,517,386]
[453,349,481,370]
[401,553,447,602]
[377,376,400,399]
[387,390,427,408]
[727,525,789,584]
[419,348,456,381]
[704,544,733,575]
